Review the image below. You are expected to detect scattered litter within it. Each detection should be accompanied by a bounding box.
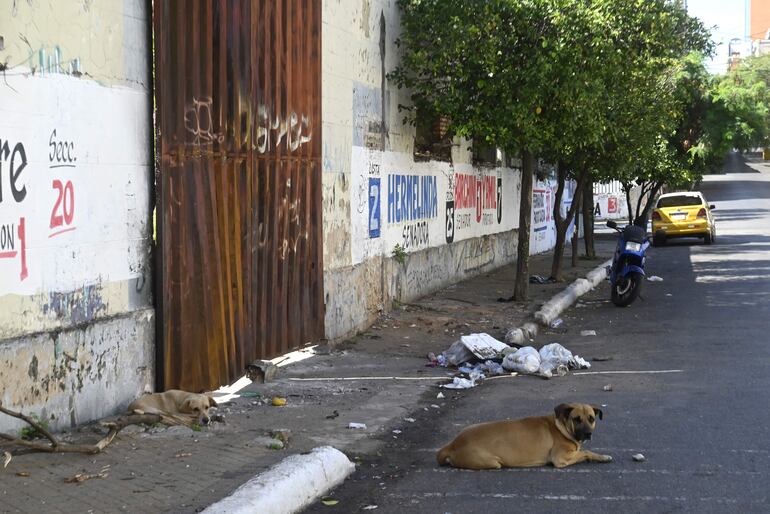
[245,360,278,383]
[632,453,646,462]
[436,392,445,399]
[271,397,287,407]
[326,410,339,419]
[251,436,284,449]
[503,343,590,377]
[666,293,673,297]
[530,274,557,284]
[550,318,564,329]
[502,346,540,374]
[404,418,416,423]
[392,430,402,434]
[443,340,476,367]
[539,343,591,377]
[647,276,664,282]
[271,429,292,445]
[321,497,339,506]
[593,356,613,362]
[580,330,597,337]
[441,333,509,367]
[485,372,519,381]
[3,451,10,469]
[603,384,613,392]
[347,423,367,430]
[431,404,440,409]
[478,360,505,376]
[240,391,261,398]
[363,506,378,511]
[16,472,30,477]
[441,377,477,389]
[459,333,510,360]
[572,356,591,369]
[65,469,109,483]
[174,452,192,458]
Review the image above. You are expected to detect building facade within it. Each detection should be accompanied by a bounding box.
[0,0,573,432]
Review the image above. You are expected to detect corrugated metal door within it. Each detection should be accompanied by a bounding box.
[153,0,323,392]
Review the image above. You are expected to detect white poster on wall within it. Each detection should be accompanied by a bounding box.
[530,177,577,255]
[594,192,628,220]
[350,147,521,265]
[0,72,149,296]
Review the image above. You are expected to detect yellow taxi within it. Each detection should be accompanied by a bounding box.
[651,191,716,246]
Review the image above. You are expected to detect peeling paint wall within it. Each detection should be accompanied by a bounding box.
[0,0,152,432]
[322,0,525,340]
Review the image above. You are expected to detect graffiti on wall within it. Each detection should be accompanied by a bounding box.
[183,97,312,153]
[350,147,518,265]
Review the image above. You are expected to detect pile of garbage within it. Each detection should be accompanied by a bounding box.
[502,343,590,378]
[428,333,590,388]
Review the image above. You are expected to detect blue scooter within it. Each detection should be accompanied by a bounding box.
[606,220,649,307]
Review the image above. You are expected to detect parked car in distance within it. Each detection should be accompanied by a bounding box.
[651,191,716,246]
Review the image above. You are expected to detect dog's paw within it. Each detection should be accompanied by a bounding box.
[598,454,613,463]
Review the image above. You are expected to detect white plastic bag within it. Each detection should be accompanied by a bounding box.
[502,346,541,373]
[444,340,475,366]
[538,343,573,376]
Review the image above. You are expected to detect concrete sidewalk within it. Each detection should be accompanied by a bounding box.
[0,239,615,514]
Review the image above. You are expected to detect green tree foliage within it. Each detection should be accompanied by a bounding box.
[392,0,711,286]
[705,54,770,160]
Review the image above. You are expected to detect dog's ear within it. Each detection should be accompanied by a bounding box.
[590,405,603,420]
[207,395,218,408]
[554,403,574,421]
[180,398,194,412]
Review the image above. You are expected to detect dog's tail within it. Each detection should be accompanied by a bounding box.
[436,444,452,466]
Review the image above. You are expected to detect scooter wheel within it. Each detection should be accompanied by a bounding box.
[611,272,643,307]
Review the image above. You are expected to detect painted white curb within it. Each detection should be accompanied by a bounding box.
[533,259,612,326]
[202,446,355,514]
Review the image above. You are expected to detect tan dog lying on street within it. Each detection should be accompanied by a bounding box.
[437,403,612,469]
[128,390,218,427]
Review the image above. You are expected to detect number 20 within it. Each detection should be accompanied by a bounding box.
[50,179,75,228]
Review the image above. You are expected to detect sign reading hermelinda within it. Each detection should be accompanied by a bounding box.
[350,147,520,265]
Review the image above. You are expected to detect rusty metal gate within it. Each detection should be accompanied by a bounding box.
[153,0,324,392]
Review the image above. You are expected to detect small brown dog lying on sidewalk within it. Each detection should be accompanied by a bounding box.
[437,403,612,469]
[128,390,218,427]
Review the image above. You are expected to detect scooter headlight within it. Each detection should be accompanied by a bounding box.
[625,242,642,252]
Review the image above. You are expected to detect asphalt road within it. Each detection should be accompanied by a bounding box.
[305,161,770,513]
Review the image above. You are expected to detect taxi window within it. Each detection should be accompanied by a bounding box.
[656,195,703,208]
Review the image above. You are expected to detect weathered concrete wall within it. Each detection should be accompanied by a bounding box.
[0,0,152,432]
[322,0,528,340]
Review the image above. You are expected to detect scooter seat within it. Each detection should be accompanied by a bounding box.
[623,225,646,244]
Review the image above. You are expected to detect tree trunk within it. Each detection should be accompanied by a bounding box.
[550,163,584,281]
[623,182,634,225]
[551,223,567,278]
[582,178,595,258]
[634,181,663,228]
[572,190,581,268]
[513,151,534,301]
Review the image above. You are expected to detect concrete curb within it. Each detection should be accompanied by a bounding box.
[505,259,611,345]
[202,446,355,514]
[534,259,612,326]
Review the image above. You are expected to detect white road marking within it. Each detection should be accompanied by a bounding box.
[573,370,683,375]
[417,467,762,476]
[385,492,750,504]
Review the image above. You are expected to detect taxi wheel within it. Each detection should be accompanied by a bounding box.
[704,232,713,245]
[652,233,666,247]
